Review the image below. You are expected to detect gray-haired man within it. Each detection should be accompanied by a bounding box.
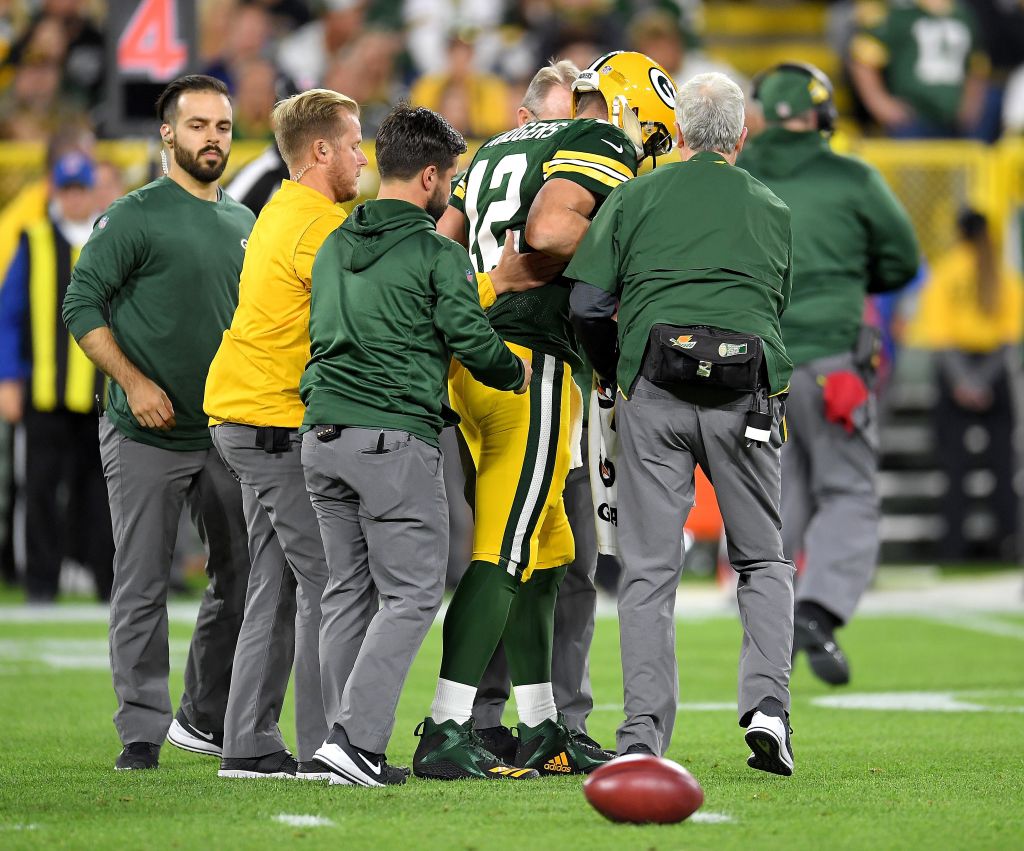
[567,72,797,775]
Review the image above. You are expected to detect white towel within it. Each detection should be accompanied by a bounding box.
[588,376,618,555]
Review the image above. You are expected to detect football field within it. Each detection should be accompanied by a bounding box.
[1,575,1022,850]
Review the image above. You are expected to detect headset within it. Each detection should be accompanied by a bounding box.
[751,61,838,136]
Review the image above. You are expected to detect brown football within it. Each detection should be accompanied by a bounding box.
[583,755,704,824]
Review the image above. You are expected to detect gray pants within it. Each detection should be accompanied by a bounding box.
[782,354,879,624]
[614,379,795,755]
[302,428,448,754]
[473,427,598,733]
[99,416,250,745]
[211,424,330,762]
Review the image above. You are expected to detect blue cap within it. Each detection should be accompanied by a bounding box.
[52,152,95,189]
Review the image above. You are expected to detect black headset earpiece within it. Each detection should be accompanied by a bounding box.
[751,61,837,136]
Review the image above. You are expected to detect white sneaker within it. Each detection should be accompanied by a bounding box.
[167,717,222,757]
[744,711,794,776]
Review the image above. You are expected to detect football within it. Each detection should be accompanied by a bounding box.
[583,755,705,824]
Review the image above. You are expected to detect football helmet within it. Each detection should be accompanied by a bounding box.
[571,50,677,161]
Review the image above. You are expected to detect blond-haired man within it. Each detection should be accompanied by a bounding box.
[204,88,368,780]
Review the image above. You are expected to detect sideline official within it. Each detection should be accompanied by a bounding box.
[741,64,919,685]
[568,72,797,775]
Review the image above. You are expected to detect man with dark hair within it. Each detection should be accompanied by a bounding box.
[62,74,254,771]
[303,106,531,787]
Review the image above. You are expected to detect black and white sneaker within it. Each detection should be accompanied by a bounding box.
[218,750,297,779]
[571,730,617,760]
[167,711,223,757]
[621,742,655,756]
[313,725,407,787]
[296,760,334,781]
[115,742,160,771]
[745,711,794,777]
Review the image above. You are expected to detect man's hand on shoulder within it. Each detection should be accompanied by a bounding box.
[491,230,566,296]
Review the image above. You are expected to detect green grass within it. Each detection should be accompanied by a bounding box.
[1,609,1022,850]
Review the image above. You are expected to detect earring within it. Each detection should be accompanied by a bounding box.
[160,148,169,175]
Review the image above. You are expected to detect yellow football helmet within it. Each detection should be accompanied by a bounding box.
[571,50,677,161]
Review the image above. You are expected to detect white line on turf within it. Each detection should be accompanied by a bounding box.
[592,702,734,712]
[690,812,734,824]
[0,824,39,831]
[272,814,335,828]
[920,614,1024,642]
[812,690,1024,713]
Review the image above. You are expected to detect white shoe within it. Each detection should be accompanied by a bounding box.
[744,711,794,776]
[167,717,222,757]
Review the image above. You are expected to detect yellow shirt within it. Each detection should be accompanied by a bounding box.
[907,243,1024,353]
[204,180,346,427]
[0,181,48,285]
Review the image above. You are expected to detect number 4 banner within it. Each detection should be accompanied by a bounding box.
[116,0,189,81]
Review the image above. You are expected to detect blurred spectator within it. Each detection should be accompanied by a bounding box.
[533,0,623,69]
[968,0,1024,141]
[0,55,69,140]
[203,2,276,92]
[627,8,745,89]
[1002,63,1024,134]
[848,0,989,138]
[277,0,365,90]
[93,160,124,214]
[403,0,505,77]
[231,57,279,140]
[0,122,93,277]
[410,29,510,138]
[322,29,403,137]
[908,209,1023,561]
[0,151,113,602]
[4,0,103,109]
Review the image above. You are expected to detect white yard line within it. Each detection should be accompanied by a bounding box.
[690,812,735,824]
[272,814,335,828]
[918,614,1024,641]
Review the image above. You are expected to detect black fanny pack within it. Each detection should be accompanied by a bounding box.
[642,324,765,393]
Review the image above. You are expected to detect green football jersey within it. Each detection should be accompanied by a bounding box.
[449,118,638,371]
[852,0,986,129]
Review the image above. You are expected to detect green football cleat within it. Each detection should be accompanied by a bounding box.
[413,717,540,781]
[513,715,613,775]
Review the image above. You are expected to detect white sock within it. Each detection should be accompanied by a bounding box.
[513,682,557,728]
[431,678,476,724]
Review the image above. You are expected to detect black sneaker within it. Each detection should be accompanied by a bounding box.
[514,714,612,775]
[313,725,407,787]
[413,717,539,780]
[115,742,160,771]
[296,760,333,781]
[622,742,655,756]
[794,613,850,686]
[166,710,223,756]
[570,730,617,760]
[474,725,518,763]
[745,704,794,777]
[218,750,297,779]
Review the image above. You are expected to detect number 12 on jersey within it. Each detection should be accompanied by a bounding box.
[463,153,529,273]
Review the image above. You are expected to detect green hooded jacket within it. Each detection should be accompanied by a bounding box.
[300,199,525,445]
[739,128,919,366]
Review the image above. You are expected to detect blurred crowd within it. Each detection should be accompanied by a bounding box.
[0,0,1023,143]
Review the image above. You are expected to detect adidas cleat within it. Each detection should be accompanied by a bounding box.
[413,717,539,781]
[514,714,613,775]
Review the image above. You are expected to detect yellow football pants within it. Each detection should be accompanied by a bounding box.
[449,342,581,582]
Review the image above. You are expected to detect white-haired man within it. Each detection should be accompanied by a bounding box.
[568,72,797,775]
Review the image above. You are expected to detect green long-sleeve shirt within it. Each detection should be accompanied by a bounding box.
[566,151,794,395]
[739,128,919,366]
[62,177,255,450]
[300,199,525,445]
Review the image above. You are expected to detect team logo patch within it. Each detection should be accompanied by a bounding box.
[718,343,748,357]
[670,335,697,349]
[466,268,475,285]
[240,238,248,250]
[649,67,676,109]
[97,215,108,230]
[697,360,713,378]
